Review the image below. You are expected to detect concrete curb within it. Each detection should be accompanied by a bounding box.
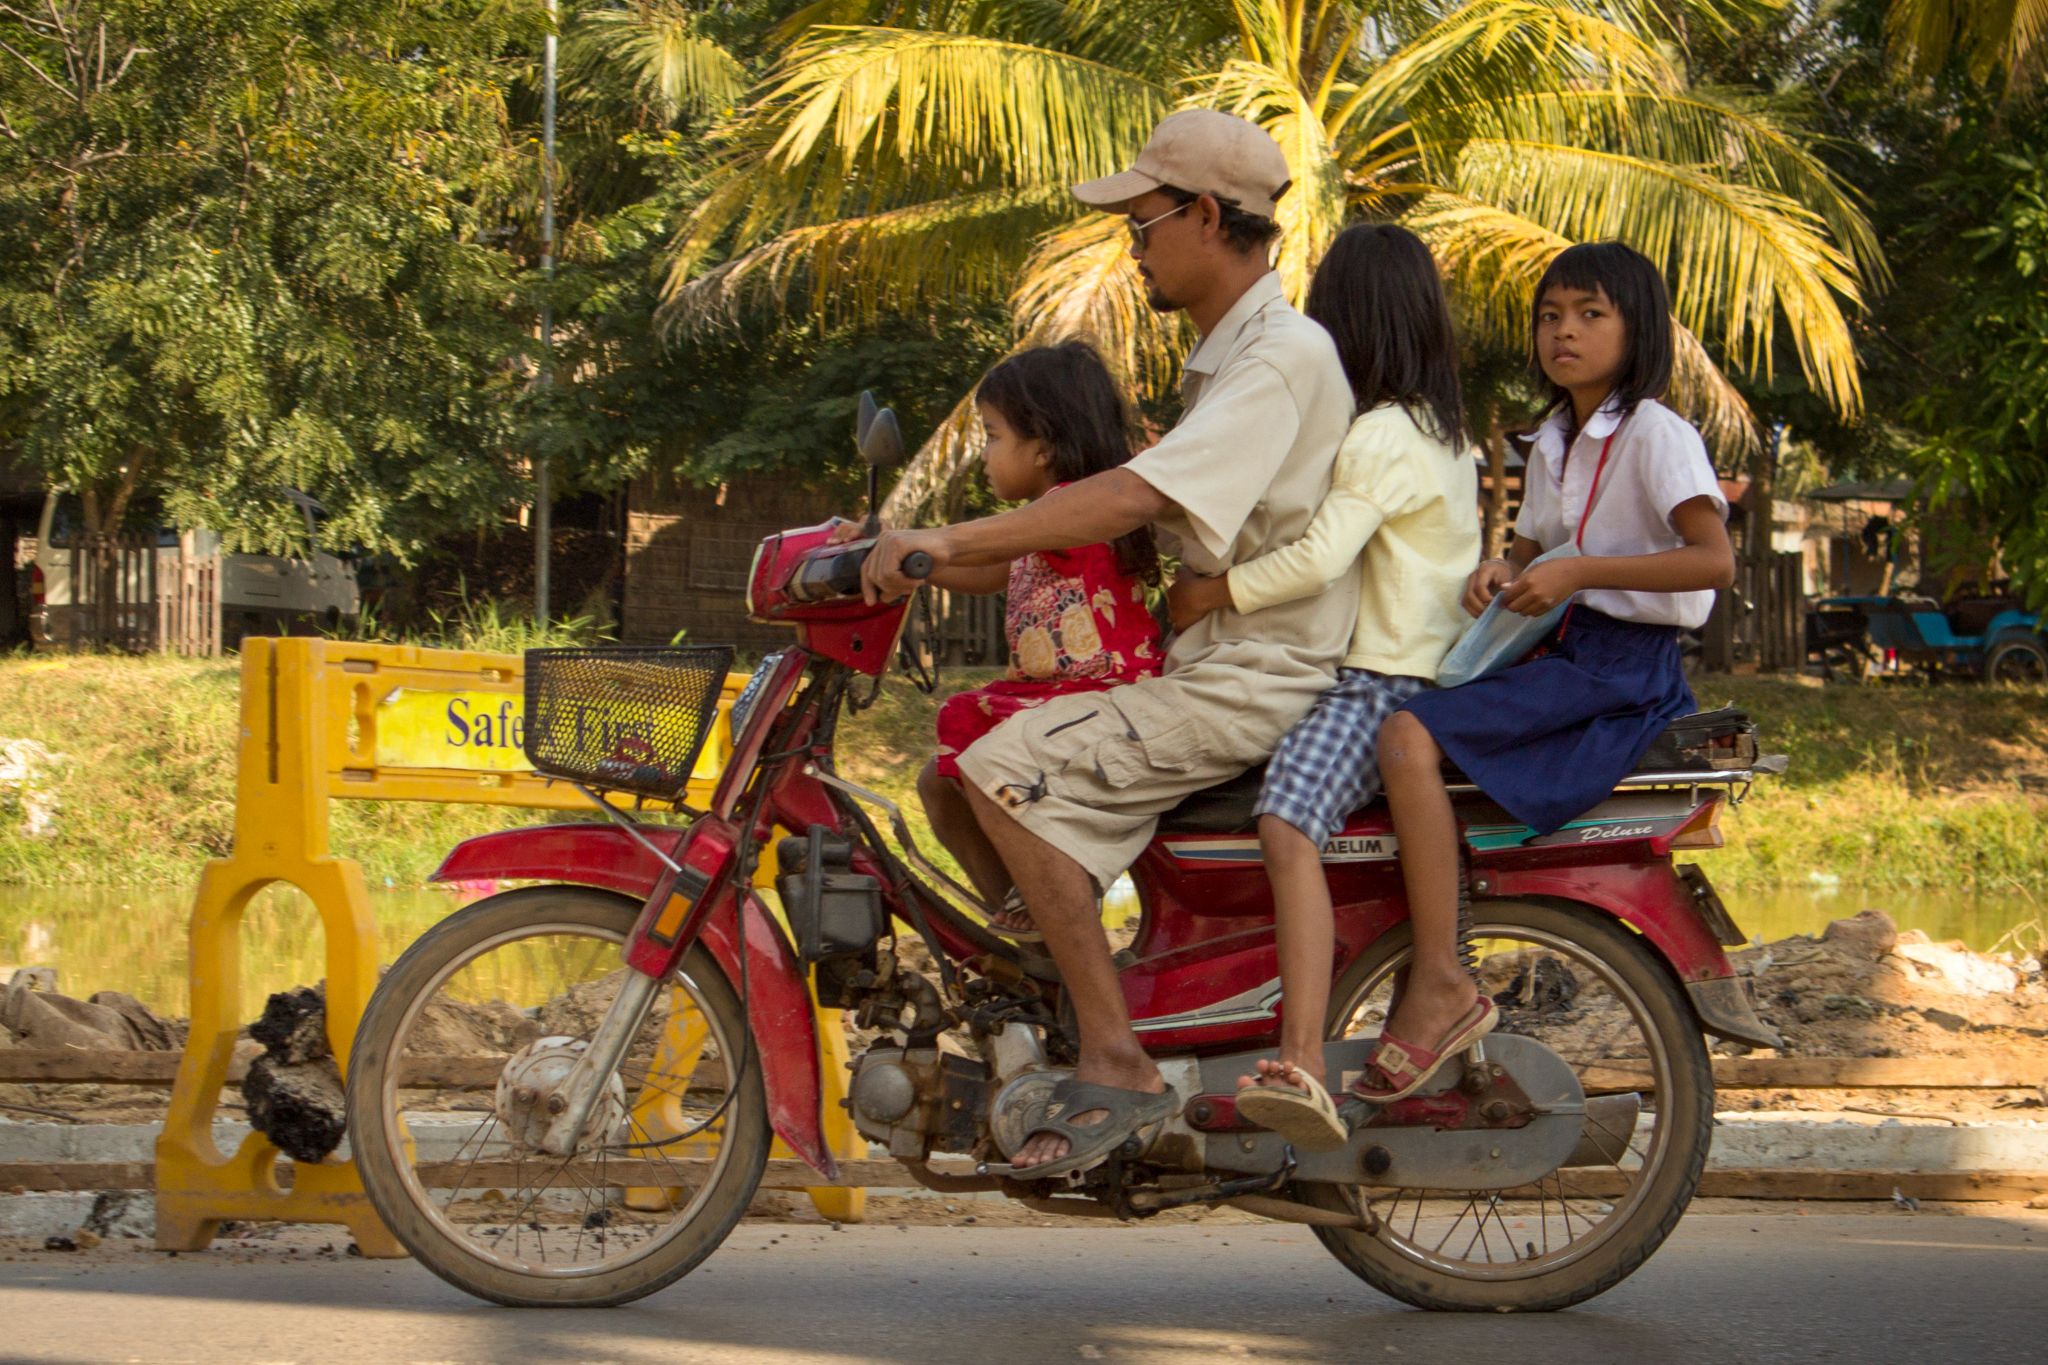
[4,1114,2046,1241]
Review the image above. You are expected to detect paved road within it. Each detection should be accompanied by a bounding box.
[2,1210,2043,1363]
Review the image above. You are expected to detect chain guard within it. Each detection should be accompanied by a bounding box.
[1196,1033,1588,1191]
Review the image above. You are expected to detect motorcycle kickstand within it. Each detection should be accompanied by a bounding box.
[1120,1148,1300,1218]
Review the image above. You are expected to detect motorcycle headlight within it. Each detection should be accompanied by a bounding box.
[728,651,785,738]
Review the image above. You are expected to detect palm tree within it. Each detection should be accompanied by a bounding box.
[1887,0,2048,93]
[661,1,1883,519]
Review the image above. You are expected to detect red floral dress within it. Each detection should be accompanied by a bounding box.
[933,543,1162,778]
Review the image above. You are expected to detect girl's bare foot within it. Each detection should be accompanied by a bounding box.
[1236,1055,1325,1094]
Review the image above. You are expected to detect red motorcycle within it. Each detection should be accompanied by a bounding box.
[346,401,1783,1311]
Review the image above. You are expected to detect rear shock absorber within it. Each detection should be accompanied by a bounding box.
[1455,845,1478,977]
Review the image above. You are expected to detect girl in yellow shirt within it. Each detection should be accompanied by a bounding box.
[1167,223,1479,1147]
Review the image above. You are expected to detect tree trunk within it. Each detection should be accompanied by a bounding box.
[1480,401,1510,560]
[1746,427,1777,669]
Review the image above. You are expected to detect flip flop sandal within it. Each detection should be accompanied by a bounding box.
[986,889,1043,943]
[1346,994,1499,1106]
[979,1078,1179,1181]
[1234,1066,1347,1152]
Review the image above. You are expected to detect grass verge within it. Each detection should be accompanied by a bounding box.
[0,654,2041,892]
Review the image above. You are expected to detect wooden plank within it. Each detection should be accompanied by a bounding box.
[1696,1169,2048,1202]
[0,1158,965,1194]
[409,1158,951,1192]
[0,1161,153,1192]
[7,1051,2036,1093]
[1578,1057,2045,1092]
[1505,1168,2048,1203]
[0,1052,729,1091]
[0,1053,197,1085]
[5,1160,2042,1202]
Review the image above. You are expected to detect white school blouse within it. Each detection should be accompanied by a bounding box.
[1514,398,1728,630]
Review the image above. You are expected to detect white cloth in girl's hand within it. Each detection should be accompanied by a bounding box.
[1435,543,1579,688]
[1515,398,1727,630]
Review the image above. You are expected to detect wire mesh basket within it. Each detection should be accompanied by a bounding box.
[522,646,736,802]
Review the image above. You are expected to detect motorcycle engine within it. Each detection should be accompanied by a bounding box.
[846,1043,991,1160]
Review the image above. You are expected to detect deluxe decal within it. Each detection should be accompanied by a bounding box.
[1578,822,1656,843]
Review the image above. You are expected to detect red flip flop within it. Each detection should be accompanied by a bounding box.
[1348,995,1498,1104]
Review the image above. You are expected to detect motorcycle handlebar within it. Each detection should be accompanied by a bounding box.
[786,539,933,603]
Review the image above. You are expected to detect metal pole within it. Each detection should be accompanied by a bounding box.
[535,0,557,623]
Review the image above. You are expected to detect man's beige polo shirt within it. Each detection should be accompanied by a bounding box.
[1124,270,1360,721]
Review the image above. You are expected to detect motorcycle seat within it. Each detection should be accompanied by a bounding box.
[1154,707,1756,836]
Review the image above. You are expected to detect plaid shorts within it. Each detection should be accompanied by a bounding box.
[1254,669,1432,844]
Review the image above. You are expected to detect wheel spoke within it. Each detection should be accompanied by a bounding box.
[1320,914,1703,1290]
[355,902,762,1293]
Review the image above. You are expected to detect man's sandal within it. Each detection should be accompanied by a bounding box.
[986,888,1043,943]
[1346,994,1499,1106]
[979,1078,1178,1180]
[1234,1064,1347,1151]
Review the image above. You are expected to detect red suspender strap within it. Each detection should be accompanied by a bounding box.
[1573,426,1622,550]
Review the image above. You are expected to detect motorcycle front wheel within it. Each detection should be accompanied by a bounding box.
[1300,898,1715,1312]
[345,887,769,1307]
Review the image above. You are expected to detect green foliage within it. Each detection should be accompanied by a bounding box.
[663,0,1884,515]
[1900,122,2048,601]
[0,0,540,558]
[338,587,616,652]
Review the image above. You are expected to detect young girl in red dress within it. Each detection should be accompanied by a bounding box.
[916,342,1163,936]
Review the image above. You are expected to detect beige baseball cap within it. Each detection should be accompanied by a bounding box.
[1072,109,1292,220]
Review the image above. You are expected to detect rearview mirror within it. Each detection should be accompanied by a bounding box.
[860,408,904,469]
[856,390,879,449]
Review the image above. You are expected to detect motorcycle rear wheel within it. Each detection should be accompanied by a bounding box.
[1301,898,1715,1312]
[346,887,769,1307]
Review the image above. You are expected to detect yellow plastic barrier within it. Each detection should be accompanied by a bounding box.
[156,638,864,1255]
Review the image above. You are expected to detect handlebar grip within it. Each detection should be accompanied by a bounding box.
[900,551,934,580]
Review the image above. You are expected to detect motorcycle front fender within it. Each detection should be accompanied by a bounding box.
[432,825,835,1178]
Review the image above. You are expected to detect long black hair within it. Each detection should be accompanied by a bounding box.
[977,342,1160,585]
[1530,240,1673,426]
[1305,223,1466,449]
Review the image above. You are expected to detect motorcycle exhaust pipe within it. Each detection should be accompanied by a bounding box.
[1564,1092,1643,1168]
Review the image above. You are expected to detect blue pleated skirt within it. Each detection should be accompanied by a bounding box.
[1398,607,1695,835]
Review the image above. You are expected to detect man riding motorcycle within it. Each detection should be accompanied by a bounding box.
[865,110,1359,1176]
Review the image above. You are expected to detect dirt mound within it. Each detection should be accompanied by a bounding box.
[1739,909,2047,1058]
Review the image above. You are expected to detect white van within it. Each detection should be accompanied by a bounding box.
[31,488,360,647]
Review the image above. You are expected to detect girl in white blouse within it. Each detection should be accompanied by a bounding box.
[1366,241,1737,1108]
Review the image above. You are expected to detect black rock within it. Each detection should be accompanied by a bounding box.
[242,1053,347,1162]
[249,986,331,1065]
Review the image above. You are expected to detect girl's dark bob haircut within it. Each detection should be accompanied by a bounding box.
[1531,240,1673,423]
[977,341,1159,584]
[1306,222,1466,449]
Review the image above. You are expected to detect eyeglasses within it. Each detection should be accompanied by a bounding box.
[1126,201,1190,251]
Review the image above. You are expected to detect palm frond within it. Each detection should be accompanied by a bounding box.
[666,25,1170,286]
[1411,192,1760,456]
[883,212,1190,520]
[1331,0,1688,143]
[757,26,1169,188]
[1410,86,1886,290]
[1443,136,1864,415]
[561,5,749,122]
[661,186,1071,331]
[1887,0,2048,91]
[1671,318,1762,465]
[1197,59,1351,302]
